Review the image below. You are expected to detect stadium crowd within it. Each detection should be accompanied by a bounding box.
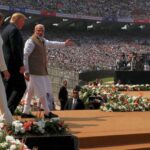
[0,0,150,18]
[1,0,150,72]
[22,30,150,72]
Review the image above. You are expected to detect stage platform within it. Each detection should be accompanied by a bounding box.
[122,91,150,98]
[15,91,150,149]
[55,110,150,150]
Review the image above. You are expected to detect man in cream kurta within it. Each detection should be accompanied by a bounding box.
[23,24,73,118]
[0,35,13,124]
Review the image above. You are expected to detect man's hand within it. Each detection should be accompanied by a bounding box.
[20,66,25,74]
[24,72,30,81]
[2,70,10,81]
[65,39,74,46]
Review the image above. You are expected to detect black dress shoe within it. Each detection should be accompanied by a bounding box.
[21,113,35,118]
[44,112,59,119]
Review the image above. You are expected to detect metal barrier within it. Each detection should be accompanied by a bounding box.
[48,66,79,107]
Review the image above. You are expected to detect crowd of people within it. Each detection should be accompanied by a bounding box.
[58,0,150,18]
[0,0,150,18]
[23,31,150,72]
[115,52,145,71]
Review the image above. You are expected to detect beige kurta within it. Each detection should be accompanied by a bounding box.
[0,35,13,125]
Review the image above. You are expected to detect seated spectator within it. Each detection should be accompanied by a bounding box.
[65,88,85,110]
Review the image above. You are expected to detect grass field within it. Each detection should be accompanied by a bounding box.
[102,77,114,84]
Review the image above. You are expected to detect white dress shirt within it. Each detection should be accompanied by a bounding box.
[72,98,77,109]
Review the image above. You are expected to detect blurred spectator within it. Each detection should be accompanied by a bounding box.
[115,53,127,70]
[58,80,68,110]
[65,88,85,110]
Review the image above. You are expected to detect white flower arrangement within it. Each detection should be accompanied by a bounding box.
[10,118,68,136]
[0,115,30,150]
[12,120,25,134]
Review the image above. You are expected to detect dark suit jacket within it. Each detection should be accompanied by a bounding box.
[2,23,24,73]
[65,98,85,110]
[58,86,68,102]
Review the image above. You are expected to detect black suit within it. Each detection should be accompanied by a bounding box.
[58,86,68,110]
[2,23,26,114]
[65,98,85,110]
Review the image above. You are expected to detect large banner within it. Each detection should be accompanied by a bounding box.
[102,16,117,23]
[0,5,40,15]
[2,4,150,24]
[56,13,102,21]
[0,5,9,10]
[9,7,25,12]
[41,10,56,16]
[25,9,40,15]
[134,19,150,24]
[117,17,133,23]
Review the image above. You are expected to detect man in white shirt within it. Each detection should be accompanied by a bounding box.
[22,24,73,118]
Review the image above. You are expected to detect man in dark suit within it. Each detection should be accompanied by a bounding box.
[58,80,68,110]
[2,12,27,114]
[65,88,84,110]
